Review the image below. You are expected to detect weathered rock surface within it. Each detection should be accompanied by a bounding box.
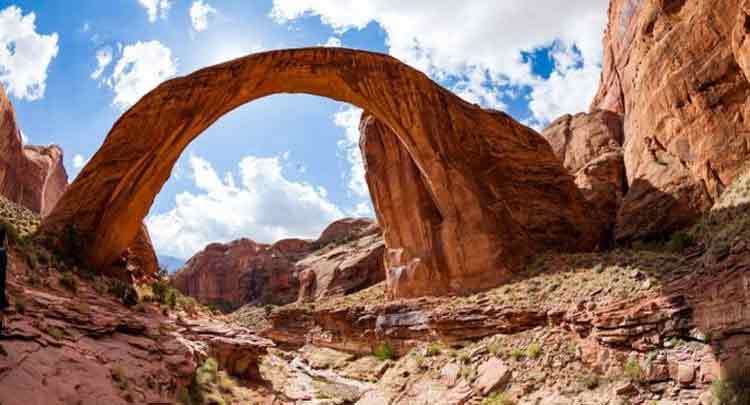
[0,85,68,216]
[41,47,601,299]
[542,110,626,240]
[0,247,273,405]
[592,0,750,241]
[173,218,384,309]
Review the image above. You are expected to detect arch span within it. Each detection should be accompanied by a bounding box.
[40,48,603,297]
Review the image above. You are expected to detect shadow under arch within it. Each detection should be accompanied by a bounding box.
[39,47,602,298]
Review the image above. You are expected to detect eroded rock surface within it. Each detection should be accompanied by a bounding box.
[41,47,600,298]
[172,218,384,310]
[542,110,626,240]
[592,0,750,241]
[0,85,68,216]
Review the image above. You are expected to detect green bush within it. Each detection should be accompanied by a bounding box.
[526,343,542,359]
[425,342,443,357]
[108,279,138,306]
[373,342,395,361]
[668,231,695,252]
[510,348,524,361]
[623,358,643,382]
[482,392,515,405]
[59,271,80,294]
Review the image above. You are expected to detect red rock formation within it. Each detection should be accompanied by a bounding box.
[591,0,750,241]
[0,85,68,216]
[172,218,385,309]
[542,110,625,239]
[41,48,601,299]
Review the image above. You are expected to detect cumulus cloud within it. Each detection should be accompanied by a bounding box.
[146,154,344,259]
[105,40,177,109]
[333,106,368,198]
[0,6,59,100]
[138,0,172,23]
[321,36,342,47]
[190,0,217,32]
[270,0,607,125]
[90,46,113,80]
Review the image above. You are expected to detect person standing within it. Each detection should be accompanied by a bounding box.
[0,228,7,333]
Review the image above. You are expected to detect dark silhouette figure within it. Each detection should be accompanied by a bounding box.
[0,228,7,333]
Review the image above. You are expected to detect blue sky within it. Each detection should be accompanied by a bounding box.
[0,0,608,259]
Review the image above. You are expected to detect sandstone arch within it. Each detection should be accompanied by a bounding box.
[40,48,602,297]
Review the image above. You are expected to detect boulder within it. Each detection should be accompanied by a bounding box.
[591,0,750,241]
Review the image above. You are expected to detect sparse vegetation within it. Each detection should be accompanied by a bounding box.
[510,348,525,361]
[47,326,66,341]
[14,298,26,314]
[578,373,599,390]
[710,363,750,405]
[373,342,395,361]
[59,271,80,294]
[425,342,443,357]
[623,358,643,382]
[482,392,515,405]
[667,230,695,252]
[112,366,128,390]
[526,343,542,359]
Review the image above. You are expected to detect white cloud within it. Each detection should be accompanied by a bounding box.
[349,201,373,218]
[138,0,172,23]
[322,36,342,47]
[333,106,369,198]
[82,23,90,32]
[105,40,177,110]
[0,6,59,101]
[90,46,113,80]
[527,43,601,125]
[72,154,88,169]
[270,0,607,125]
[19,130,28,144]
[190,0,217,32]
[146,153,344,259]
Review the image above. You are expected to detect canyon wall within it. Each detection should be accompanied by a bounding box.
[591,0,750,241]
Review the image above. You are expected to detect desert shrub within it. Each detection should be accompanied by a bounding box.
[668,231,695,252]
[510,348,525,361]
[59,271,80,294]
[112,366,128,390]
[425,342,443,357]
[482,392,515,405]
[526,343,542,359]
[108,279,138,306]
[623,358,643,382]
[58,224,86,265]
[47,326,66,340]
[711,363,750,405]
[373,342,395,361]
[152,279,169,302]
[0,219,25,247]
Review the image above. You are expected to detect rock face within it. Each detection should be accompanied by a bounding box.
[172,218,385,310]
[592,0,750,241]
[542,110,626,240]
[0,85,68,216]
[41,48,601,299]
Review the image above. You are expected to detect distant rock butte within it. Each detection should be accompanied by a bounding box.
[591,0,750,241]
[41,48,600,298]
[0,85,68,217]
[172,218,385,309]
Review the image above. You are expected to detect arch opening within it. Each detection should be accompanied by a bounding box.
[39,48,602,298]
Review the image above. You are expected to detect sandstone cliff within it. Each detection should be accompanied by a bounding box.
[591,0,750,242]
[0,85,68,217]
[172,218,384,310]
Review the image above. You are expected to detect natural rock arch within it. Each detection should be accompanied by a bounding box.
[40,48,602,297]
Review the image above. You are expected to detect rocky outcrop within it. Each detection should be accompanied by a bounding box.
[592,0,750,242]
[41,48,601,299]
[542,110,626,241]
[0,246,273,405]
[172,218,385,310]
[0,85,68,216]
